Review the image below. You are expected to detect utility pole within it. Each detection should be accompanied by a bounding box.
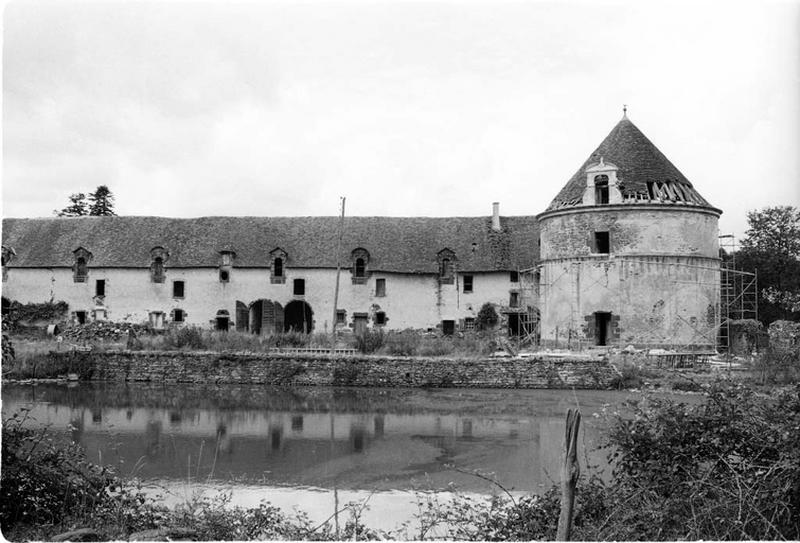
[331,197,346,354]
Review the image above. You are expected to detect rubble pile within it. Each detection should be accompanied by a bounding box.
[62,321,150,342]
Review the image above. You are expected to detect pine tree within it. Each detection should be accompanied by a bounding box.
[88,185,116,216]
[55,193,89,217]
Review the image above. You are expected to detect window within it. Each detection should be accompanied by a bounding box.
[270,248,288,284]
[219,250,235,283]
[173,309,185,323]
[509,292,520,308]
[464,317,476,331]
[73,247,93,283]
[510,271,519,283]
[375,311,386,325]
[149,247,168,283]
[463,275,473,293]
[442,320,455,336]
[351,248,370,284]
[95,279,106,297]
[336,310,346,325]
[149,311,165,329]
[215,310,229,331]
[595,175,609,204]
[293,278,305,296]
[75,311,88,325]
[437,249,456,284]
[375,278,386,297]
[173,280,185,298]
[594,231,610,254]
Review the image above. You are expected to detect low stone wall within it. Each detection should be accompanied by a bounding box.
[50,350,617,389]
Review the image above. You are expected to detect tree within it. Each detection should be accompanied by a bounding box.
[475,302,499,330]
[737,206,800,324]
[55,193,88,217]
[88,185,116,216]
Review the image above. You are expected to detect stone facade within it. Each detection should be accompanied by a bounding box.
[55,350,616,389]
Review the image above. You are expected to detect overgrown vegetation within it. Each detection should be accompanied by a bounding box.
[3,300,69,329]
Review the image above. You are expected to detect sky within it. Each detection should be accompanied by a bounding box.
[3,0,799,243]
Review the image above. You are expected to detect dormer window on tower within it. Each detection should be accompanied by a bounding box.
[219,250,235,283]
[270,248,287,284]
[583,157,622,206]
[437,249,456,284]
[150,247,168,283]
[73,247,93,283]
[351,248,370,285]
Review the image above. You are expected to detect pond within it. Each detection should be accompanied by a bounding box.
[2,382,645,533]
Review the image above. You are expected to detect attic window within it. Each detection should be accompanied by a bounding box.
[73,247,93,283]
[150,247,169,283]
[219,250,235,283]
[270,248,287,284]
[437,249,456,284]
[595,175,609,204]
[351,248,370,284]
[594,231,610,254]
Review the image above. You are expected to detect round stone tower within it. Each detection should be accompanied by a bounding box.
[537,114,721,350]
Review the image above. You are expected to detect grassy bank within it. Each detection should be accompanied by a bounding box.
[2,381,799,541]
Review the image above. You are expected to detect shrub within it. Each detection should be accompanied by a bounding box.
[355,329,385,354]
[475,303,499,331]
[381,330,421,356]
[418,337,455,357]
[161,326,206,350]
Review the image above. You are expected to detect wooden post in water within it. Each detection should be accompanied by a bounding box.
[557,408,581,541]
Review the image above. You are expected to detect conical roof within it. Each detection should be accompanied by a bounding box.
[545,116,714,211]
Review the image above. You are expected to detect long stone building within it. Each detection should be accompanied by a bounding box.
[1,115,722,349]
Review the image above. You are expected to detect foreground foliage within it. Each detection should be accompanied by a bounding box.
[2,382,799,541]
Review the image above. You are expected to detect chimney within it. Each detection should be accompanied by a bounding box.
[491,202,501,231]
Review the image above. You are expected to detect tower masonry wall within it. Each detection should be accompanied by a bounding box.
[539,206,720,260]
[537,205,721,349]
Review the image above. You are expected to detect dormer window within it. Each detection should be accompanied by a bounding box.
[583,158,621,205]
[595,175,609,204]
[2,245,16,282]
[219,250,235,283]
[437,249,456,284]
[351,248,370,285]
[270,248,287,284]
[73,247,93,283]
[150,247,168,283]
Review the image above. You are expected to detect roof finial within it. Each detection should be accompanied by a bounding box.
[623,104,628,118]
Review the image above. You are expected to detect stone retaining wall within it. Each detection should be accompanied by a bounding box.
[55,351,616,389]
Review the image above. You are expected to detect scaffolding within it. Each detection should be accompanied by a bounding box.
[511,266,540,347]
[718,234,758,353]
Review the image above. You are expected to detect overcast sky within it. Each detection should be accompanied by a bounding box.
[3,0,799,242]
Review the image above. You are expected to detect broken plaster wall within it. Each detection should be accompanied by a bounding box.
[538,205,720,349]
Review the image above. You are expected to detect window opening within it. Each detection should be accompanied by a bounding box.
[509,292,520,308]
[336,310,346,325]
[75,311,87,325]
[151,257,165,283]
[219,269,230,283]
[149,311,165,329]
[355,258,365,278]
[375,311,386,325]
[464,317,476,331]
[95,279,106,297]
[75,257,88,282]
[375,278,386,297]
[274,258,283,277]
[510,271,519,283]
[293,278,305,296]
[173,309,185,323]
[595,175,609,204]
[463,275,473,293]
[594,231,610,254]
[173,280,185,298]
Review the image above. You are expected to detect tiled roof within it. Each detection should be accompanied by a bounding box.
[2,215,539,273]
[546,116,714,211]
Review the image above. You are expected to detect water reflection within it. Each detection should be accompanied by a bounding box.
[1,382,638,493]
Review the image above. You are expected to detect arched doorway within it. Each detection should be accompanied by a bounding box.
[249,299,284,335]
[284,300,313,333]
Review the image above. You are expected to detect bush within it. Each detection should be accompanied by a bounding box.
[381,330,421,356]
[161,326,206,350]
[417,337,455,357]
[355,329,385,354]
[475,303,499,331]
